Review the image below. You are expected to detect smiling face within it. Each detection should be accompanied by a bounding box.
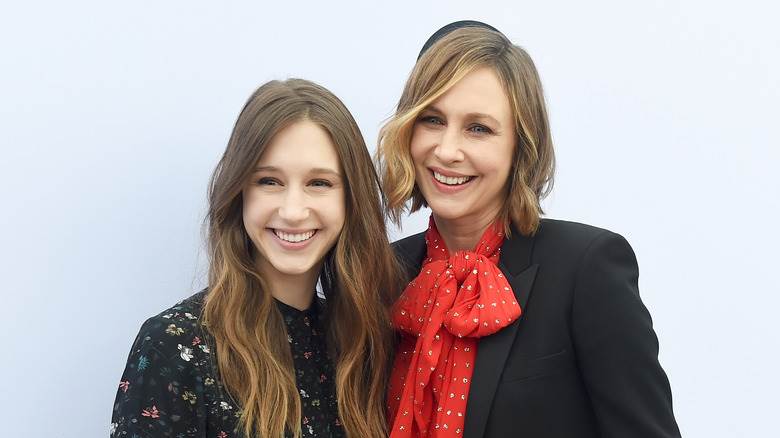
[410,66,516,232]
[242,119,346,284]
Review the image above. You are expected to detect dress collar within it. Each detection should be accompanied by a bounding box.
[274,296,320,320]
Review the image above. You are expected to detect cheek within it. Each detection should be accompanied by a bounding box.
[333,208,346,232]
[490,157,513,181]
[409,128,432,167]
[242,191,271,227]
[317,191,346,230]
[334,196,346,230]
[481,141,514,178]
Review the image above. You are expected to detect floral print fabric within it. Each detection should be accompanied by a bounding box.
[111,290,343,437]
[277,299,344,437]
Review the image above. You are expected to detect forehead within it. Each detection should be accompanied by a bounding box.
[257,120,341,170]
[430,66,512,120]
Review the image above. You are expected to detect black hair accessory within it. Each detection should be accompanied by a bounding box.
[417,20,502,60]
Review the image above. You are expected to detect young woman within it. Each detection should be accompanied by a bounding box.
[112,79,399,438]
[378,21,681,437]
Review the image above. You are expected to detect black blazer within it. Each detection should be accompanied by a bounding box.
[392,219,681,438]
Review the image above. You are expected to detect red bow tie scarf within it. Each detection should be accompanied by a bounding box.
[388,218,522,437]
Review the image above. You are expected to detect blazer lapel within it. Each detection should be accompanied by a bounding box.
[392,227,539,438]
[463,227,539,438]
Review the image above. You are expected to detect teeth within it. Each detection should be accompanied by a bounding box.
[274,230,315,243]
[433,171,472,185]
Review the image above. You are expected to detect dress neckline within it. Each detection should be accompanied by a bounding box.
[274,296,320,319]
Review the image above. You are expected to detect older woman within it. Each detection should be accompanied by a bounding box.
[378,21,681,438]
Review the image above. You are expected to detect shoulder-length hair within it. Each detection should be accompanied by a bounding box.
[202,79,399,438]
[377,27,555,235]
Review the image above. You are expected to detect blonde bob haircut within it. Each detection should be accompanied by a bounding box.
[377,26,555,236]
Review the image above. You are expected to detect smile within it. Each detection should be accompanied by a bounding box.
[272,229,317,243]
[432,170,474,186]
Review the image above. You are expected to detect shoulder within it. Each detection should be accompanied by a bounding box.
[536,218,617,243]
[392,230,426,255]
[533,218,632,257]
[391,231,426,280]
[113,290,228,435]
[152,289,207,323]
[535,220,640,299]
[138,289,206,336]
[129,289,212,367]
[509,218,637,280]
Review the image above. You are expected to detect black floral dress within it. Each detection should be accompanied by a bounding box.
[111,290,344,437]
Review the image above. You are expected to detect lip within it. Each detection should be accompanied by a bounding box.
[427,168,476,194]
[428,166,473,178]
[267,228,318,250]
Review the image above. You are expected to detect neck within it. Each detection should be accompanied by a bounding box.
[257,261,321,311]
[433,207,501,252]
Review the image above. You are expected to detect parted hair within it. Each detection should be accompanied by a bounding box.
[202,78,399,438]
[377,26,555,235]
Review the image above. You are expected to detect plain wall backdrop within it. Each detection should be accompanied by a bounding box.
[1,1,777,436]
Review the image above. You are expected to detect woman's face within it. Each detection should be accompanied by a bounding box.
[243,120,346,281]
[410,66,516,227]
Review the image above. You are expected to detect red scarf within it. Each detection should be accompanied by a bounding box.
[387,217,522,437]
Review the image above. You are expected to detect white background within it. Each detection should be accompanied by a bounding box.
[1,1,777,436]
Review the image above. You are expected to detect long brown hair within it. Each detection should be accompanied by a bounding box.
[202,79,399,437]
[377,26,555,235]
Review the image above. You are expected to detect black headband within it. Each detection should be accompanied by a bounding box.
[417,20,502,60]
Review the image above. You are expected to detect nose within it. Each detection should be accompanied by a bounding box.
[433,126,464,163]
[278,187,310,223]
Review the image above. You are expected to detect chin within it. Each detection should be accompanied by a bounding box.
[269,259,318,276]
[426,197,473,221]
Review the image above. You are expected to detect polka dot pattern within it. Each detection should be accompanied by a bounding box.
[388,216,522,437]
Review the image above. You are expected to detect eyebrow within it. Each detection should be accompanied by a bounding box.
[254,166,342,177]
[424,105,502,127]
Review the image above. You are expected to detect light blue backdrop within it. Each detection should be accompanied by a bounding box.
[1,1,777,436]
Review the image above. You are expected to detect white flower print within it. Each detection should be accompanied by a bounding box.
[113,291,344,438]
[178,344,194,361]
[166,324,185,336]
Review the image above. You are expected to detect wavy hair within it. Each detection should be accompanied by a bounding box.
[202,79,399,437]
[377,26,555,235]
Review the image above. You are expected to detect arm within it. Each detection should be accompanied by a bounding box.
[111,315,205,437]
[572,232,681,438]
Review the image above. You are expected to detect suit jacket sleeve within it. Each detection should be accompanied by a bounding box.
[571,231,681,437]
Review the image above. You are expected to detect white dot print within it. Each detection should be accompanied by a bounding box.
[388,217,521,438]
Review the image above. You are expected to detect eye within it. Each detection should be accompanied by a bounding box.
[418,115,444,125]
[256,177,281,186]
[468,124,493,135]
[309,179,333,188]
